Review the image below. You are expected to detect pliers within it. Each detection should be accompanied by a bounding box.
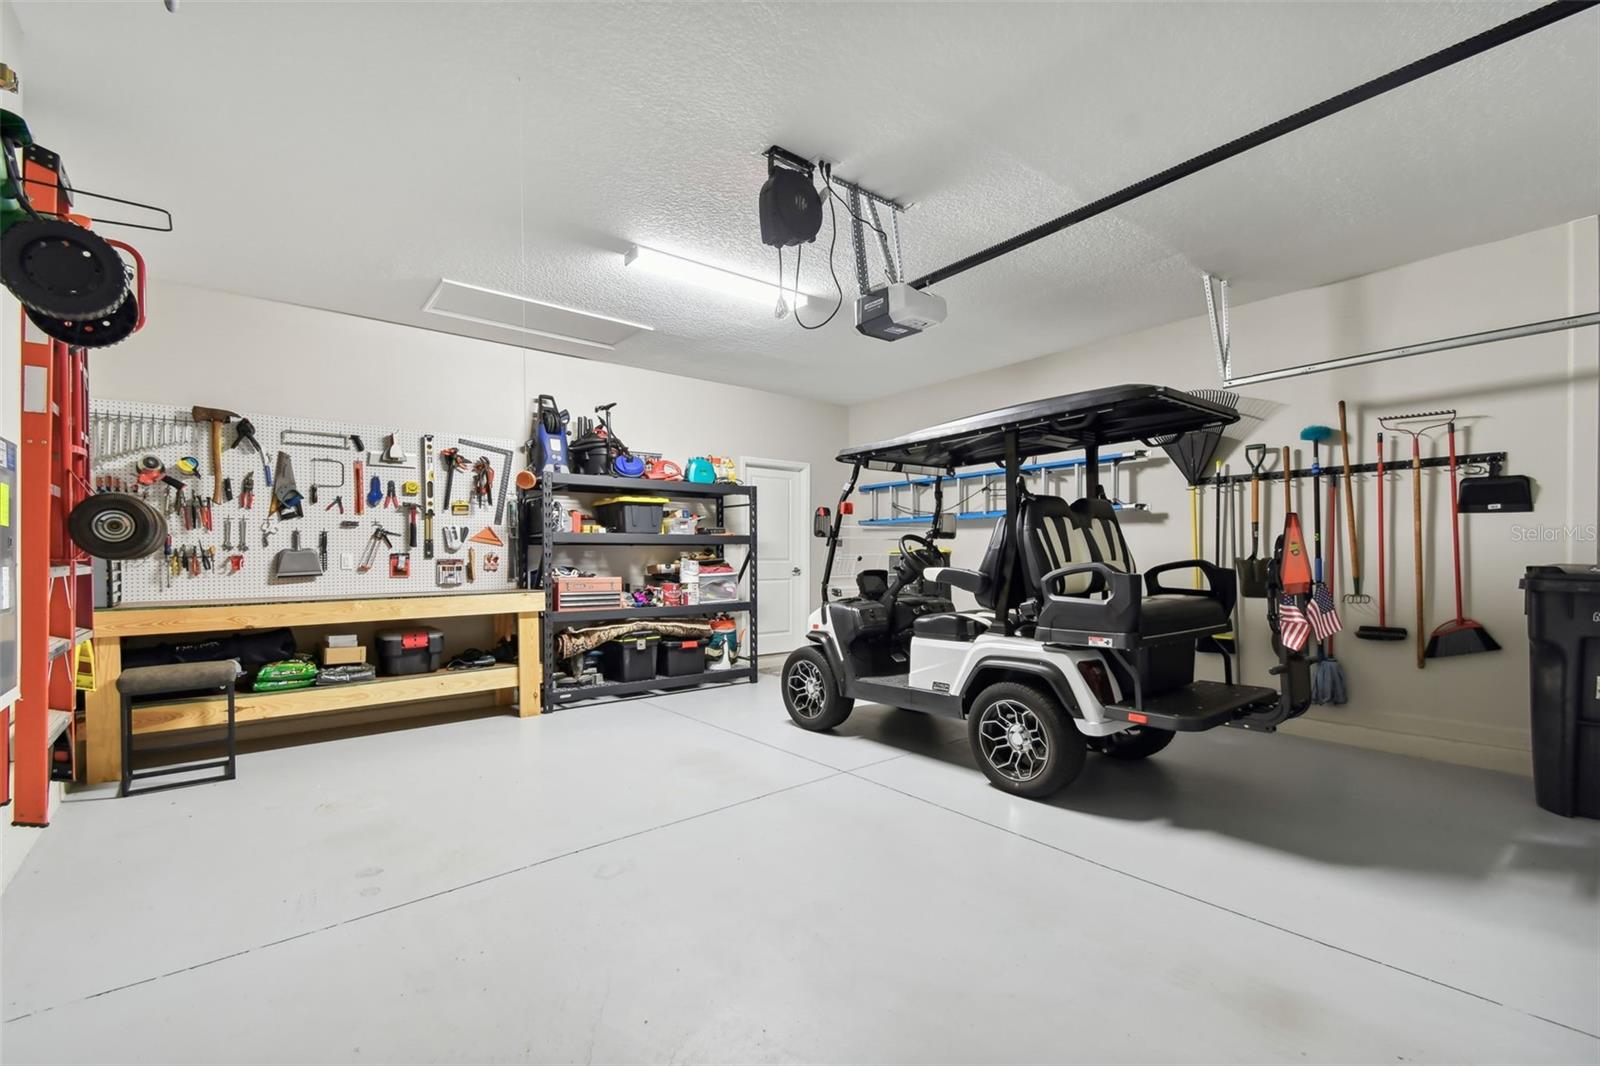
[239,472,255,510]
[383,480,399,508]
[324,495,345,513]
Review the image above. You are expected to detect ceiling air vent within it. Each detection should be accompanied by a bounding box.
[422,280,651,350]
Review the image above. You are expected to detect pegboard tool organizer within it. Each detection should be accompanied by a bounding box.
[89,400,519,605]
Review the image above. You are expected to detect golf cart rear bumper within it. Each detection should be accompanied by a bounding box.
[1103,680,1279,732]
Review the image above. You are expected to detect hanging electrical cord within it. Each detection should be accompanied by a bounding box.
[905,0,1597,291]
[791,181,845,330]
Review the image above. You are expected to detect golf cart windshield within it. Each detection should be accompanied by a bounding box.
[837,384,1239,473]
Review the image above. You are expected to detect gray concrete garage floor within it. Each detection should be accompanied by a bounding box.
[3,678,1598,1065]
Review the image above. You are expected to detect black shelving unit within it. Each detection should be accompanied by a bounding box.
[523,471,758,708]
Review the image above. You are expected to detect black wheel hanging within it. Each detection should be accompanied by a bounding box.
[68,493,166,560]
[25,292,139,349]
[0,217,129,320]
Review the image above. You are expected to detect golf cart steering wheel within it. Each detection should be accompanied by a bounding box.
[897,533,945,577]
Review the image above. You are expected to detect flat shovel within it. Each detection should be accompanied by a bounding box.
[1236,443,1270,597]
[273,530,324,580]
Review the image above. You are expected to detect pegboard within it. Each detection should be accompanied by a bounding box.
[90,399,519,605]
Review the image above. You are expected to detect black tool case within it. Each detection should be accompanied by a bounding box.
[375,628,445,676]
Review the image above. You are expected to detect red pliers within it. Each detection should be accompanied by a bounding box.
[239,472,255,510]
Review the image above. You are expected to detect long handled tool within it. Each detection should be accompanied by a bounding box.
[1236,443,1270,597]
[1301,425,1343,695]
[1356,431,1407,641]
[1337,401,1369,605]
[1381,410,1454,668]
[1313,473,1348,704]
[1425,421,1501,659]
[1281,445,1312,595]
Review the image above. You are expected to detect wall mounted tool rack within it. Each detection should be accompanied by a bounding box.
[859,451,1150,526]
[1200,451,1508,487]
[532,471,758,709]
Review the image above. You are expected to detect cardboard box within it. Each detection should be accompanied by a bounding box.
[322,644,368,666]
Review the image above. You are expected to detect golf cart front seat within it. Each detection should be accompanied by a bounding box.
[1018,495,1236,648]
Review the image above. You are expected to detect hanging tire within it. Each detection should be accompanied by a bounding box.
[967,681,1086,799]
[781,645,853,731]
[0,218,130,321]
[25,293,140,349]
[1090,726,1175,761]
[68,494,165,559]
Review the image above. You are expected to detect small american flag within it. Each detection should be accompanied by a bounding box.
[1278,593,1311,652]
[1305,582,1343,642]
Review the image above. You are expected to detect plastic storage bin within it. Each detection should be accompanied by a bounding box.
[1520,564,1600,818]
[658,639,705,677]
[594,496,669,534]
[602,633,659,682]
[375,628,445,676]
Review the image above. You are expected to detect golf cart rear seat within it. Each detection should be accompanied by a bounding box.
[1019,494,1236,649]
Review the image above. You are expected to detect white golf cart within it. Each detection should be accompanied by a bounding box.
[782,384,1312,798]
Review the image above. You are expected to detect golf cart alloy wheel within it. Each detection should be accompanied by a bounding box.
[966,681,1086,798]
[780,645,853,731]
[976,700,1050,782]
[786,658,827,720]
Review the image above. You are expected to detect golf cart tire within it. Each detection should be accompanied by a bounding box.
[782,646,854,731]
[967,681,1086,799]
[68,493,165,560]
[1090,726,1175,761]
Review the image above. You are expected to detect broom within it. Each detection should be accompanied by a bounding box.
[1425,421,1501,659]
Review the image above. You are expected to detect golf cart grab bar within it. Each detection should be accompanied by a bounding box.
[1145,559,1239,615]
[1039,561,1137,601]
[924,565,987,595]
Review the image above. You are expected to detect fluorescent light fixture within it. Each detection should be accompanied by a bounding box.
[422,279,652,350]
[625,245,812,308]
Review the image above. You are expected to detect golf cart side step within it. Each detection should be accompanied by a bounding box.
[1105,681,1277,732]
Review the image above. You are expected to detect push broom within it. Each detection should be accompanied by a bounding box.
[1426,420,1501,659]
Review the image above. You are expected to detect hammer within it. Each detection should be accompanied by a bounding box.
[191,405,239,503]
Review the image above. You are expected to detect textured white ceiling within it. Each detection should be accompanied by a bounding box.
[11,1,1599,403]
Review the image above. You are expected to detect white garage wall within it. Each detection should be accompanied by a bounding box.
[847,217,1600,773]
[87,280,849,609]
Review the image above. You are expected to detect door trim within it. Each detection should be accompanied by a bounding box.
[739,456,810,655]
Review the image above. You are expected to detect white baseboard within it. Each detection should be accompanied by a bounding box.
[1282,717,1533,776]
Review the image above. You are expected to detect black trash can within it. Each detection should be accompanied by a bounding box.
[1520,564,1600,818]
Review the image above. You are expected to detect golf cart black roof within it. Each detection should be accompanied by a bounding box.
[837,384,1238,473]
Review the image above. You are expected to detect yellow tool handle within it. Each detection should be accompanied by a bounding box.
[210,421,224,503]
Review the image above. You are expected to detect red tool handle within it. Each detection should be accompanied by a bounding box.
[1446,421,1464,622]
[1375,432,1386,626]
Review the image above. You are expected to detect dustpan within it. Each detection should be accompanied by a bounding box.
[1458,473,1533,514]
[273,530,324,579]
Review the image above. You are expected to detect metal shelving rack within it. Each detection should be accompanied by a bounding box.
[531,471,757,708]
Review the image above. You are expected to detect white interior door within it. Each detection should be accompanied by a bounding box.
[740,457,810,656]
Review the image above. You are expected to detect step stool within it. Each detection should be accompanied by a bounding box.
[119,660,240,797]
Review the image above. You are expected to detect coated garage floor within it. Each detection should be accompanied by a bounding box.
[3,676,1598,1065]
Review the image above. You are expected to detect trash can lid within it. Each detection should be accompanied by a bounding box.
[1520,563,1600,594]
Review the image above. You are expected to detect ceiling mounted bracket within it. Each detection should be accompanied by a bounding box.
[1203,273,1232,382]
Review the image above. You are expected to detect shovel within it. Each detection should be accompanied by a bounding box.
[273,530,324,580]
[1236,443,1270,597]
